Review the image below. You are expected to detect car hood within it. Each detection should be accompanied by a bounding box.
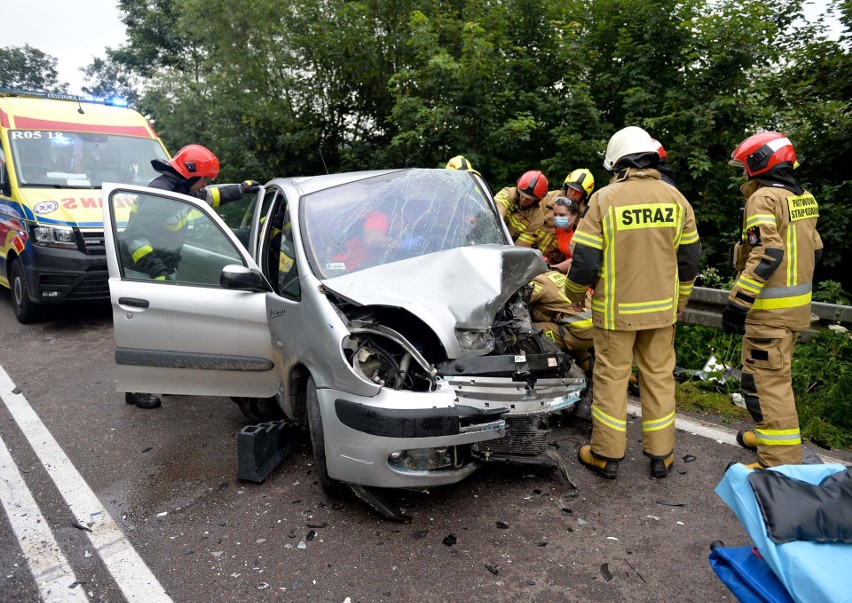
[321,245,546,358]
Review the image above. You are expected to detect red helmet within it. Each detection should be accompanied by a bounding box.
[169,144,220,179]
[652,138,667,160]
[516,170,548,200]
[729,132,797,177]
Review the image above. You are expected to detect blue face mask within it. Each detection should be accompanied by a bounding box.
[554,215,571,229]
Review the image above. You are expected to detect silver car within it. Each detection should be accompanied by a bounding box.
[102,168,585,496]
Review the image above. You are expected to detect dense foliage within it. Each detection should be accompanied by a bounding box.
[2,1,850,290]
[675,324,852,449]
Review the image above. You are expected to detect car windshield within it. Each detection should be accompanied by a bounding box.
[301,169,506,278]
[9,131,168,188]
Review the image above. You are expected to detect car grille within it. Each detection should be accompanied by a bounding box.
[473,415,549,456]
[80,229,106,255]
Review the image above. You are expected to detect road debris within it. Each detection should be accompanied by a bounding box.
[443,534,457,546]
[485,564,499,575]
[682,454,696,463]
[621,558,647,583]
[607,537,619,541]
[496,521,509,529]
[600,563,613,582]
[70,521,91,532]
[142,447,153,454]
[411,529,428,540]
[656,499,687,507]
[297,541,307,550]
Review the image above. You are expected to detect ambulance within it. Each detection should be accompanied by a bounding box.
[0,88,169,322]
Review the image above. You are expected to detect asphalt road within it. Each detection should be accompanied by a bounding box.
[1,293,846,602]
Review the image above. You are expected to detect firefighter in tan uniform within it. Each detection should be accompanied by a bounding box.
[494,170,553,250]
[529,271,595,371]
[564,126,701,479]
[723,132,822,469]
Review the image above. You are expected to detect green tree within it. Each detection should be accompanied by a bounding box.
[0,45,67,92]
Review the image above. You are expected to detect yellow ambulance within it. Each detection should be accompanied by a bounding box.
[0,88,169,322]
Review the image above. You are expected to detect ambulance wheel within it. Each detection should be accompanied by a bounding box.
[10,260,40,324]
[306,376,339,494]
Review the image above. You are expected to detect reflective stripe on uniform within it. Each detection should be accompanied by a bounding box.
[744,213,777,229]
[679,282,694,296]
[642,410,675,433]
[565,278,588,295]
[754,428,801,446]
[786,224,797,287]
[752,282,812,310]
[736,274,763,296]
[602,209,616,329]
[680,229,699,245]
[131,244,153,262]
[592,405,627,432]
[617,297,674,314]
[572,231,604,250]
[210,187,221,207]
[562,309,592,329]
[164,210,191,231]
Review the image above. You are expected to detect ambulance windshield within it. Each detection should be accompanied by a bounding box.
[9,131,168,189]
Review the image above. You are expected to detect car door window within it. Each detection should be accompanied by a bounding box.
[112,190,245,285]
[262,194,300,300]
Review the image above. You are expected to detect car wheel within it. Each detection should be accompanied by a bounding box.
[306,376,339,493]
[10,259,40,324]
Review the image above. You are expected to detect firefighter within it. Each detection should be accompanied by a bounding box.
[122,144,261,415]
[564,126,701,479]
[494,170,553,250]
[724,132,822,469]
[543,170,595,271]
[445,154,481,175]
[529,271,594,369]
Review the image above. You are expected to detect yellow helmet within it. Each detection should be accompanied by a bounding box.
[446,155,475,171]
[563,168,595,201]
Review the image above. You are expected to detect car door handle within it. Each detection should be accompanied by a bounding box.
[118,297,150,309]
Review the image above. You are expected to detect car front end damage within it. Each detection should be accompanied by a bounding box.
[319,246,586,490]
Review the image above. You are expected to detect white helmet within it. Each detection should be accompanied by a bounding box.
[603,126,658,171]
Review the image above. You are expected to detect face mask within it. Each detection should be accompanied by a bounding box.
[554,215,572,229]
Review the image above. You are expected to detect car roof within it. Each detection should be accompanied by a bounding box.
[266,169,411,196]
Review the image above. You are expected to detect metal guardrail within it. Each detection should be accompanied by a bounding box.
[680,287,852,341]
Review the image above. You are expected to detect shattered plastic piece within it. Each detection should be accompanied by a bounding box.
[217,482,229,493]
[537,541,548,547]
[307,523,327,529]
[83,550,92,558]
[676,521,684,525]
[411,530,428,540]
[211,551,223,557]
[677,467,688,475]
[306,530,316,542]
[730,393,746,409]
[496,521,509,529]
[141,447,153,454]
[607,537,619,541]
[682,455,696,463]
[443,534,457,546]
[485,564,499,575]
[68,581,86,589]
[600,563,613,582]
[646,515,660,521]
[257,582,269,590]
[256,538,266,544]
[156,512,168,518]
[70,521,92,532]
[577,518,589,526]
[12,387,21,394]
[656,499,687,507]
[297,541,307,550]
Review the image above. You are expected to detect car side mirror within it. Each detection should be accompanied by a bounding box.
[220,265,271,292]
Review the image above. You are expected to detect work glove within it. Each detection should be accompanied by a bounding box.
[721,302,748,335]
[241,180,261,194]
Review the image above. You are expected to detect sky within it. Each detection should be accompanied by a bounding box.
[4,0,845,97]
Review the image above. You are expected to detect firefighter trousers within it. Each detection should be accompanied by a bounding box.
[741,323,802,467]
[590,326,676,461]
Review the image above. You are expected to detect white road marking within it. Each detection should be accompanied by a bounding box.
[627,402,846,465]
[0,365,173,602]
[0,434,89,602]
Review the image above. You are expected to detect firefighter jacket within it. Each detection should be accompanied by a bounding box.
[120,163,245,278]
[564,168,701,331]
[728,181,822,332]
[494,186,555,251]
[529,271,592,329]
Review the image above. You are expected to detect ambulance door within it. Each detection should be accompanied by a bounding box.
[101,183,279,398]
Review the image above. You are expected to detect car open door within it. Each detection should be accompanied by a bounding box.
[101,183,279,398]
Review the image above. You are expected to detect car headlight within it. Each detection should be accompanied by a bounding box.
[32,224,78,248]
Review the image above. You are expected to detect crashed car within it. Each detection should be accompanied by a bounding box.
[102,168,585,494]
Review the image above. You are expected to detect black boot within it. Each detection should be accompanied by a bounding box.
[231,397,266,423]
[125,392,162,409]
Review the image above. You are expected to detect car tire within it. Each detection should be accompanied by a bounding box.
[306,376,339,494]
[10,259,40,324]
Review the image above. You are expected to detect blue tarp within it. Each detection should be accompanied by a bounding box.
[715,463,852,603]
[709,545,793,603]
